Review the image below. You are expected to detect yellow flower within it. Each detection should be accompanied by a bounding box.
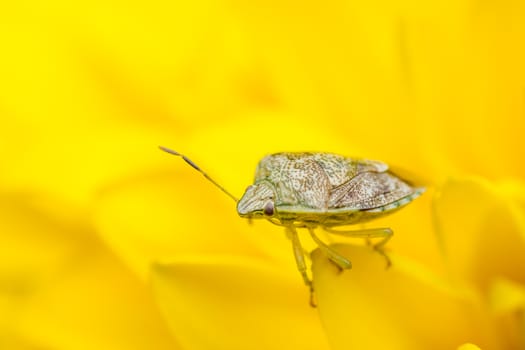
[1,0,525,349]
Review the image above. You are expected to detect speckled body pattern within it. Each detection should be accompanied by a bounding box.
[237,152,424,227]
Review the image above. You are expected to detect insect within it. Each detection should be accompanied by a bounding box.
[160,147,425,305]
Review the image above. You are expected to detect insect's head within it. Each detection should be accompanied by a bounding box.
[237,181,276,219]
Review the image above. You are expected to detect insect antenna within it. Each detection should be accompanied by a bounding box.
[159,146,239,203]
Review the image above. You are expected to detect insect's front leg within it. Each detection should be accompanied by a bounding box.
[322,227,393,268]
[286,226,316,307]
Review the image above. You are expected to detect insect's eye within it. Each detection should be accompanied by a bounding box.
[263,201,274,216]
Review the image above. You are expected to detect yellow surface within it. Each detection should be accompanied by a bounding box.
[1,0,524,349]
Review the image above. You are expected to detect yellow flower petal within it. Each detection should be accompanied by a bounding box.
[488,278,525,349]
[17,250,179,350]
[433,177,525,290]
[490,278,525,314]
[0,193,178,350]
[312,244,499,350]
[151,256,330,350]
[93,170,269,279]
[498,180,525,239]
[457,343,481,350]
[0,193,95,301]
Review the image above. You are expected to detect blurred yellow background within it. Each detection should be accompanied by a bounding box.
[1,0,524,349]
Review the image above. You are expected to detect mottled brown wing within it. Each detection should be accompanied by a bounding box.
[312,154,389,188]
[328,171,414,210]
[275,157,331,209]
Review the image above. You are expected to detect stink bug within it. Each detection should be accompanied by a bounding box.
[160,147,425,305]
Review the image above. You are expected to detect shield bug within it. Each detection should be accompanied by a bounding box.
[160,147,425,305]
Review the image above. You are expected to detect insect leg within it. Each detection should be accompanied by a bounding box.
[323,227,393,268]
[287,226,315,307]
[308,227,352,270]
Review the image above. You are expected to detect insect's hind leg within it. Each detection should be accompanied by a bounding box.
[308,227,352,270]
[287,226,316,307]
[323,227,393,268]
